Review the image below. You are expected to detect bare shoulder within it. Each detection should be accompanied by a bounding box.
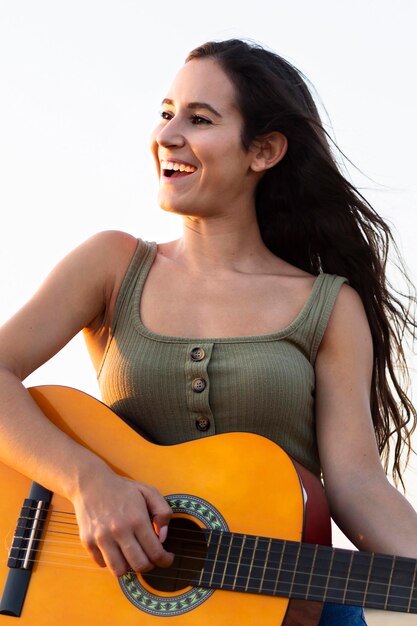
[320,282,372,352]
[315,282,373,395]
[69,230,138,270]
[64,230,139,327]
[50,230,138,299]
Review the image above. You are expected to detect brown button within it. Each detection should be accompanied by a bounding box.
[190,347,205,362]
[192,378,206,393]
[196,416,210,432]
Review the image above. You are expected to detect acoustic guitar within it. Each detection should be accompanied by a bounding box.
[0,385,416,625]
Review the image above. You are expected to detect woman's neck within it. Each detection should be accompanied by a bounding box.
[166,213,277,276]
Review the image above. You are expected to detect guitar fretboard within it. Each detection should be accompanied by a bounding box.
[195,530,417,613]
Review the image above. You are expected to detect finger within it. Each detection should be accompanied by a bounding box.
[155,523,168,543]
[83,541,107,569]
[81,531,130,576]
[97,538,131,577]
[142,487,173,538]
[79,528,106,568]
[119,537,154,574]
[133,516,174,568]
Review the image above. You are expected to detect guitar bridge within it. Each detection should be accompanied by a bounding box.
[0,482,52,617]
[8,497,50,570]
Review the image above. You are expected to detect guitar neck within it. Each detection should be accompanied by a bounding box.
[196,530,417,613]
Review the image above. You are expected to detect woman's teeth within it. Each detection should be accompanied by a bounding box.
[161,160,197,176]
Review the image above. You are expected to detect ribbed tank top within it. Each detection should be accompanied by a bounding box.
[98,239,347,477]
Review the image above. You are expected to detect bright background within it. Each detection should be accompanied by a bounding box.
[1,3,417,622]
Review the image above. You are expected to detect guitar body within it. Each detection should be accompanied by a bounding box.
[0,386,331,625]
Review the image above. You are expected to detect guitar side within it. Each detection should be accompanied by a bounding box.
[0,385,331,625]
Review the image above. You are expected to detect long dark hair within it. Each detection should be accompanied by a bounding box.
[187,39,417,487]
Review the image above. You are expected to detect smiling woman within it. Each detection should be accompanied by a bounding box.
[0,38,416,626]
[150,57,289,222]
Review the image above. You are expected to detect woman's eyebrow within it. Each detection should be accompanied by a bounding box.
[161,98,223,118]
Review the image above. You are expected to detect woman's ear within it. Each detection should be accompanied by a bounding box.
[250,132,288,172]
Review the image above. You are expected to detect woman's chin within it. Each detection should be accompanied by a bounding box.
[158,196,192,217]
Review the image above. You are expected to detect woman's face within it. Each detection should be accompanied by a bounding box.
[151,58,259,220]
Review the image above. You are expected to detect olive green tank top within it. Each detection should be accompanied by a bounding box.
[97,239,347,477]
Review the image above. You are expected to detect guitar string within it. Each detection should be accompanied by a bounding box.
[11,519,405,576]
[7,533,417,606]
[10,515,410,584]
[12,511,410,574]
[14,507,414,568]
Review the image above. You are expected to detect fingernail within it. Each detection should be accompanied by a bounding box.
[159,525,168,543]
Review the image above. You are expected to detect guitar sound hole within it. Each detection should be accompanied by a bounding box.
[142,517,207,592]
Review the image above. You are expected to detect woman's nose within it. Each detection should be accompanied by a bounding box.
[155,118,185,149]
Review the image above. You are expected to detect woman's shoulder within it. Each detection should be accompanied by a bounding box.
[69,231,141,332]
[80,229,139,261]
[72,230,142,283]
[326,280,366,322]
[318,279,372,355]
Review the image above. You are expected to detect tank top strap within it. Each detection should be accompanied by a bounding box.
[110,238,155,331]
[290,273,348,364]
[97,238,155,379]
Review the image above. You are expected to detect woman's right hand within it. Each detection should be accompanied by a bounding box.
[72,465,174,577]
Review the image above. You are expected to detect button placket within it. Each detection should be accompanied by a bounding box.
[184,343,215,435]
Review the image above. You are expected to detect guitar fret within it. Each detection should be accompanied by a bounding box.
[258,537,272,593]
[197,529,213,587]
[220,532,235,588]
[232,534,247,591]
[305,544,319,600]
[386,555,416,613]
[255,538,285,596]
[208,531,224,588]
[362,552,375,607]
[273,540,286,596]
[342,551,354,604]
[365,553,394,610]
[288,543,318,600]
[383,556,396,611]
[323,548,335,602]
[244,537,259,592]
[287,542,302,597]
[308,545,333,602]
[244,536,269,594]
[236,535,259,593]
[272,540,312,599]
[333,549,357,603]
[343,551,370,607]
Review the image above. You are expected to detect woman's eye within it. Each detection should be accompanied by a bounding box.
[160,110,173,121]
[191,114,211,125]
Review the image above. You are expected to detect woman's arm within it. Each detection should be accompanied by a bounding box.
[0,231,173,575]
[315,284,417,558]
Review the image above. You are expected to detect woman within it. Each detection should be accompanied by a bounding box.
[0,39,416,625]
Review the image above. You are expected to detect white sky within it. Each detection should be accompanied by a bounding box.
[1,0,417,556]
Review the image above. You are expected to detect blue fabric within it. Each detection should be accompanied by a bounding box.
[318,603,367,625]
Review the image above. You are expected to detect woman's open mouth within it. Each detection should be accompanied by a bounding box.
[160,160,197,178]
